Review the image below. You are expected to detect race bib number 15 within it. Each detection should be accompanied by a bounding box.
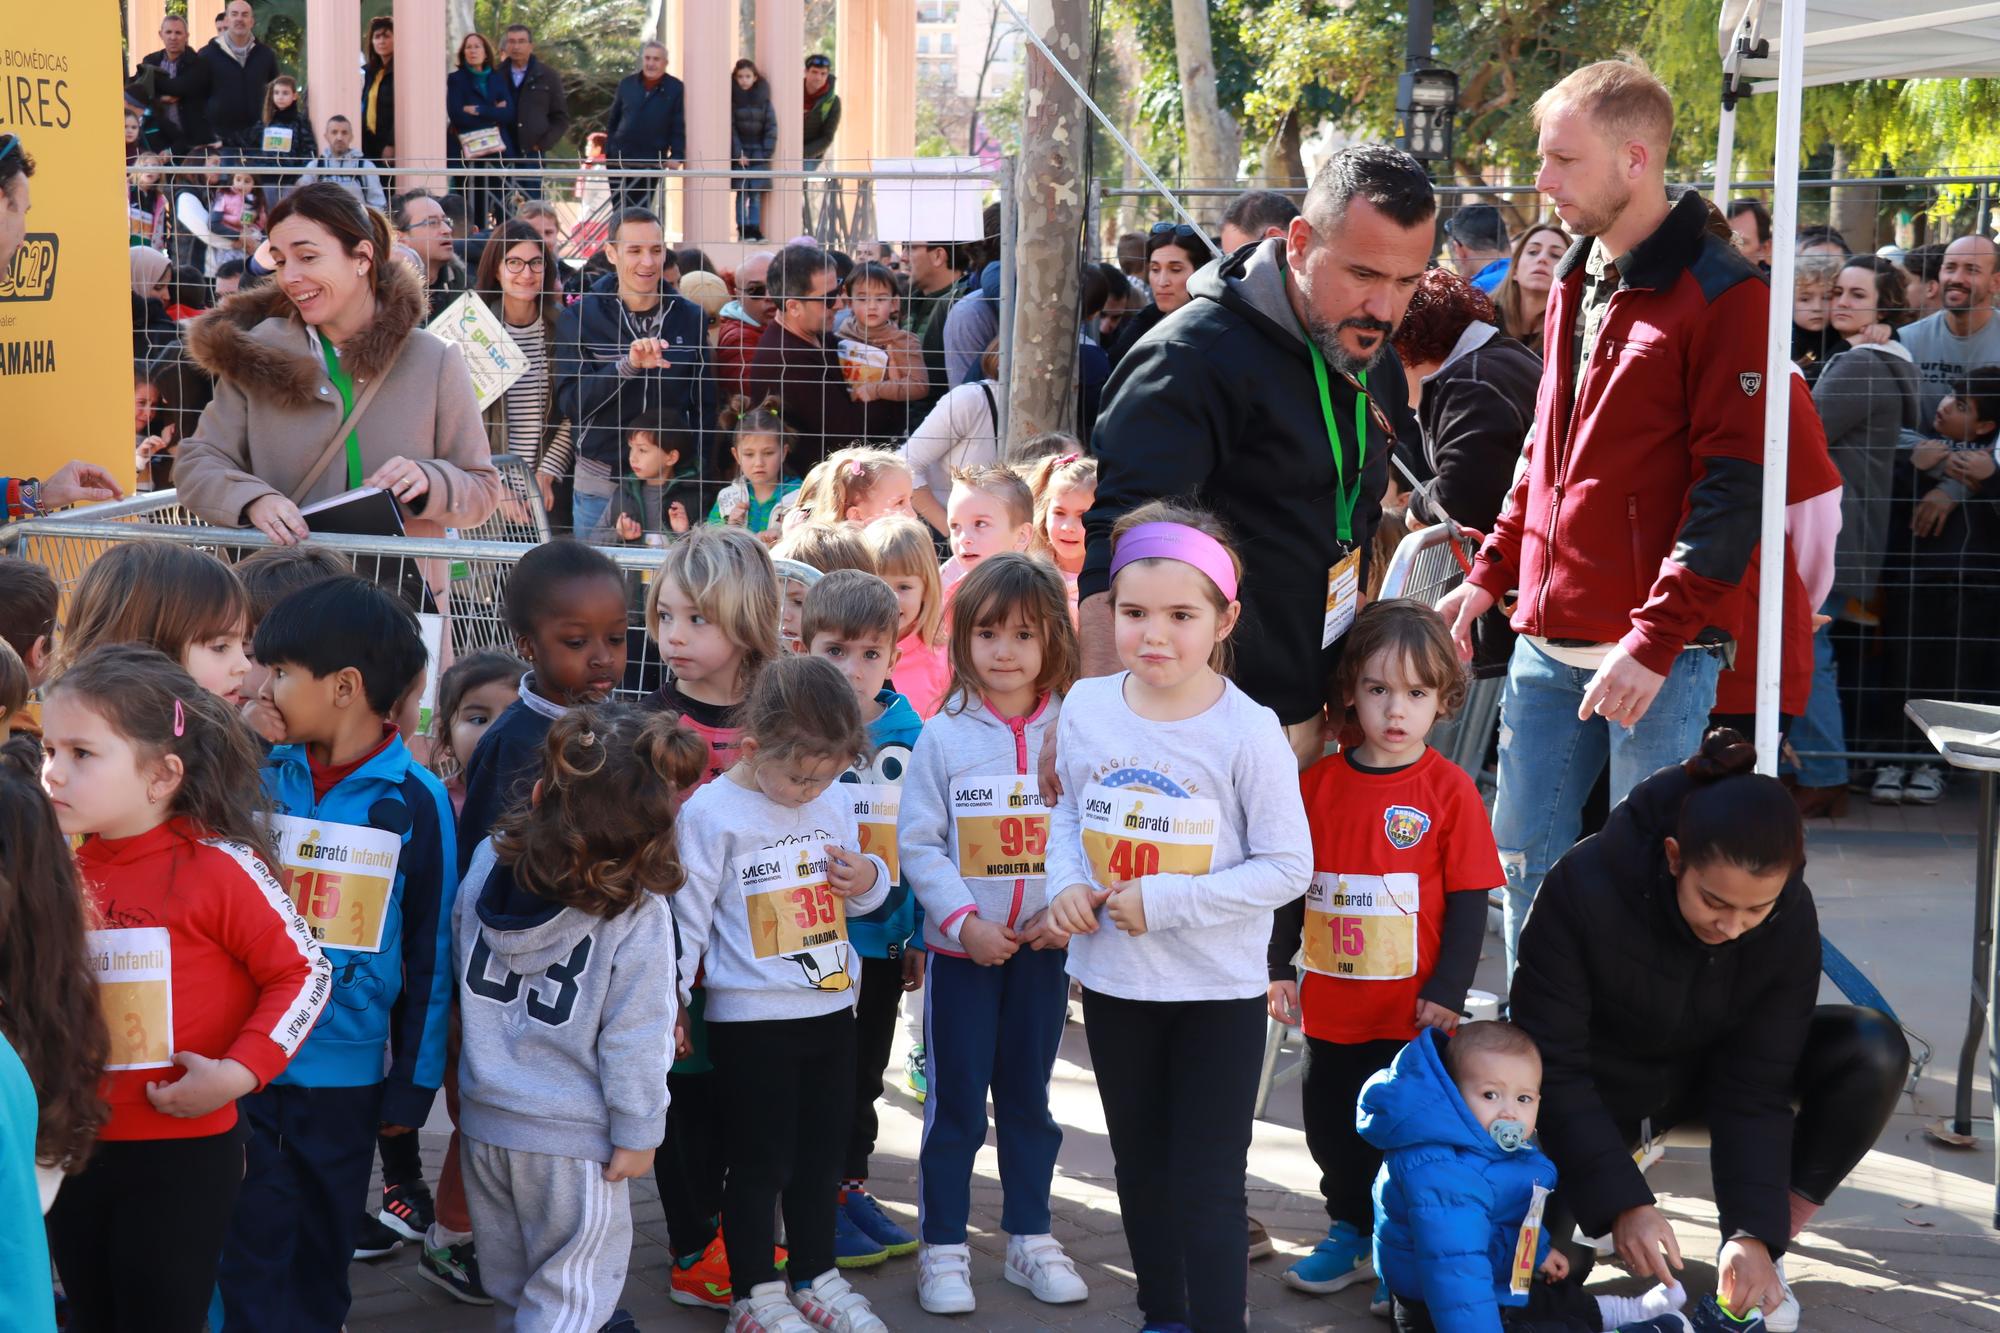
[267,813,402,953]
[1302,871,1420,980]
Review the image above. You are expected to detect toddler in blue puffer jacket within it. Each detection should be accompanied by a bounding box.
[1359,1023,1690,1333]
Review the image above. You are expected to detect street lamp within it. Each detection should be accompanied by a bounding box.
[1398,65,1459,162]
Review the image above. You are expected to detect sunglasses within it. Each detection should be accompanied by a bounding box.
[741,281,768,296]
[805,56,831,69]
[1149,221,1204,249]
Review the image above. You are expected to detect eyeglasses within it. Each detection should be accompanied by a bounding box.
[1149,221,1204,249]
[405,216,447,231]
[502,255,546,273]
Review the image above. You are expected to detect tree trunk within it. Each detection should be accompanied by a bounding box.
[1826,142,1879,252]
[446,0,476,55]
[1007,0,1088,448]
[1169,0,1240,222]
[1270,107,1306,188]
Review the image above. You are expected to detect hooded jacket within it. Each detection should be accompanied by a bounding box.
[1359,1028,1558,1331]
[802,75,841,161]
[1083,237,1406,725]
[1509,761,1821,1253]
[554,271,714,481]
[1811,340,1920,604]
[715,299,764,399]
[1467,190,1771,673]
[175,260,502,535]
[261,733,460,1129]
[1405,321,1542,535]
[605,70,686,164]
[731,77,778,187]
[454,839,676,1162]
[845,689,926,959]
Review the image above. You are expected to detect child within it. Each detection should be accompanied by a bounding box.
[258,76,317,185]
[801,571,926,1266]
[220,578,458,1332]
[1911,366,2000,535]
[209,169,263,250]
[1040,501,1313,1333]
[710,394,802,537]
[673,654,894,1333]
[942,464,1034,592]
[592,411,701,546]
[0,553,58,691]
[840,263,928,405]
[234,544,355,745]
[898,553,1086,1314]
[129,152,171,249]
[0,643,24,737]
[39,645,330,1333]
[772,523,876,650]
[801,446,917,527]
[56,540,253,708]
[1360,1021,1689,1333]
[865,516,950,719]
[644,526,783,785]
[456,704,704,1329]
[428,650,527,814]
[1266,599,1501,1297]
[1026,451,1097,620]
[458,540,629,869]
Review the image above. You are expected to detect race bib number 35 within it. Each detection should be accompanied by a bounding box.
[1079,784,1219,887]
[88,927,174,1070]
[737,843,851,992]
[1302,871,1420,980]
[849,784,900,884]
[952,774,1048,879]
[267,813,401,953]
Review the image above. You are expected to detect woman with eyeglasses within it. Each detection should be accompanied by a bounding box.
[1107,222,1210,369]
[475,219,576,521]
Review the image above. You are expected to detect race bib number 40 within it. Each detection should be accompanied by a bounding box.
[849,784,900,884]
[1302,871,1420,980]
[88,927,174,1070]
[267,813,401,953]
[1079,784,1219,886]
[737,843,851,992]
[952,774,1048,879]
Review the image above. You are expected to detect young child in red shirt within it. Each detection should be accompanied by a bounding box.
[1268,599,1503,1300]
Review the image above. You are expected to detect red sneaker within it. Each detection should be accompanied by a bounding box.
[671,1230,789,1310]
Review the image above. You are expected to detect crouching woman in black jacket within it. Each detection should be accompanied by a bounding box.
[1511,729,1907,1329]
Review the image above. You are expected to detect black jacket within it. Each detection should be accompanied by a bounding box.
[1082,237,1408,726]
[606,72,685,163]
[1405,323,1540,534]
[1510,763,1821,1254]
[201,38,279,150]
[362,62,395,161]
[554,273,714,480]
[731,79,778,188]
[136,48,214,152]
[802,77,841,160]
[446,65,516,157]
[1104,300,1166,370]
[506,57,572,155]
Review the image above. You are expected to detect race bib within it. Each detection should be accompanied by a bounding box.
[1301,871,1420,980]
[267,813,401,953]
[951,774,1048,879]
[736,842,851,991]
[1511,1183,1551,1295]
[1322,548,1361,649]
[260,124,294,153]
[1079,783,1219,886]
[848,783,900,884]
[88,928,174,1070]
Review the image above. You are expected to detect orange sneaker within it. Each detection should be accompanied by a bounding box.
[671,1230,789,1310]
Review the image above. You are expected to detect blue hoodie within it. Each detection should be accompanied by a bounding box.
[846,688,924,959]
[262,734,459,1129]
[1358,1028,1558,1332]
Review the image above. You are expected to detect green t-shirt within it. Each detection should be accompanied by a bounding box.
[318,337,364,490]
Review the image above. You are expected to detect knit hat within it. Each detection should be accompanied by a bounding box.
[677,269,730,320]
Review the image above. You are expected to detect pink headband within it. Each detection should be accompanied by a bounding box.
[1109,522,1238,602]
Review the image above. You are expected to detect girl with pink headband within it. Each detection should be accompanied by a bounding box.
[1033,499,1312,1333]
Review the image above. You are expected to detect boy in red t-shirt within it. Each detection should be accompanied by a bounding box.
[1268,600,1503,1298]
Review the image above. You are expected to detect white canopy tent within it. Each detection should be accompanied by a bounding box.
[1715,0,2000,772]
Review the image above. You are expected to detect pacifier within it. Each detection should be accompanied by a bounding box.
[1488,1118,1530,1152]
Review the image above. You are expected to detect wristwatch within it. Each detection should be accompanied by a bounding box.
[17,478,41,516]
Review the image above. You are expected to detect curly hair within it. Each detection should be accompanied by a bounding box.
[1390,266,1497,369]
[492,704,706,917]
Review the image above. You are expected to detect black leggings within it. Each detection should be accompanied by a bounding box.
[1082,988,1264,1333]
[1394,1278,1601,1333]
[47,1123,247,1333]
[846,953,906,1182]
[1303,1036,1405,1231]
[661,1065,727,1258]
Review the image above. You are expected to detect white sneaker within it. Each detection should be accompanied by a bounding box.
[1005,1233,1088,1304]
[1766,1259,1800,1333]
[727,1280,813,1333]
[918,1243,977,1315]
[1870,764,1907,805]
[791,1269,888,1332]
[1904,765,1946,806]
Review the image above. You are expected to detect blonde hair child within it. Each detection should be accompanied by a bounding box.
[644,526,783,786]
[770,522,875,650]
[864,516,948,718]
[941,464,1033,594]
[1025,452,1097,623]
[805,447,916,527]
[56,540,253,710]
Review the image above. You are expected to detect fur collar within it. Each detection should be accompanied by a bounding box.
[186,261,428,408]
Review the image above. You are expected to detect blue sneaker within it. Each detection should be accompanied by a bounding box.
[1281,1221,1374,1294]
[833,1202,890,1268]
[1370,1276,1391,1317]
[840,1188,917,1256]
[1688,1295,1761,1333]
[906,1044,927,1102]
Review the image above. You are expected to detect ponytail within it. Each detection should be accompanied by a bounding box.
[1675,727,1804,877]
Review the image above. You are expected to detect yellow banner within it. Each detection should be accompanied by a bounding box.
[2,8,132,492]
[1301,872,1420,980]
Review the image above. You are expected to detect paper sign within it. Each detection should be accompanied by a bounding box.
[89,928,174,1070]
[1079,783,1220,886]
[736,842,850,991]
[951,774,1048,880]
[427,292,526,412]
[849,783,900,884]
[1301,871,1420,980]
[867,157,988,244]
[415,611,445,734]
[267,814,402,953]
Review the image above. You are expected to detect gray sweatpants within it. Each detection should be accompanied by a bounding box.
[461,1136,632,1332]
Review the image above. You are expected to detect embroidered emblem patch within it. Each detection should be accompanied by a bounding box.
[1739,371,1763,396]
[1383,805,1432,850]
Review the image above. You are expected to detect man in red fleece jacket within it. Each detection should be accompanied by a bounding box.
[1437,61,1770,978]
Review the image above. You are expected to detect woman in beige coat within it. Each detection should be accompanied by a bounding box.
[176,182,501,544]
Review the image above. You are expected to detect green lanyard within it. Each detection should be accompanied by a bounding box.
[1307,341,1366,544]
[317,337,365,490]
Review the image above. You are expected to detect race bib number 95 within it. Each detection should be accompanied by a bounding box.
[952,774,1048,879]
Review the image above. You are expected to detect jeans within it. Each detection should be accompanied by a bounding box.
[735,189,764,234]
[1786,597,1850,788]
[1494,637,1724,979]
[570,489,611,540]
[511,151,544,202]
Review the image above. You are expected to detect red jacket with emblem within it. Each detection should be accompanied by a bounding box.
[1468,190,1772,674]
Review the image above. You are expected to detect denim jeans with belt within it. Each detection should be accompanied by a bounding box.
[1493,635,1724,979]
[1784,596,1849,788]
